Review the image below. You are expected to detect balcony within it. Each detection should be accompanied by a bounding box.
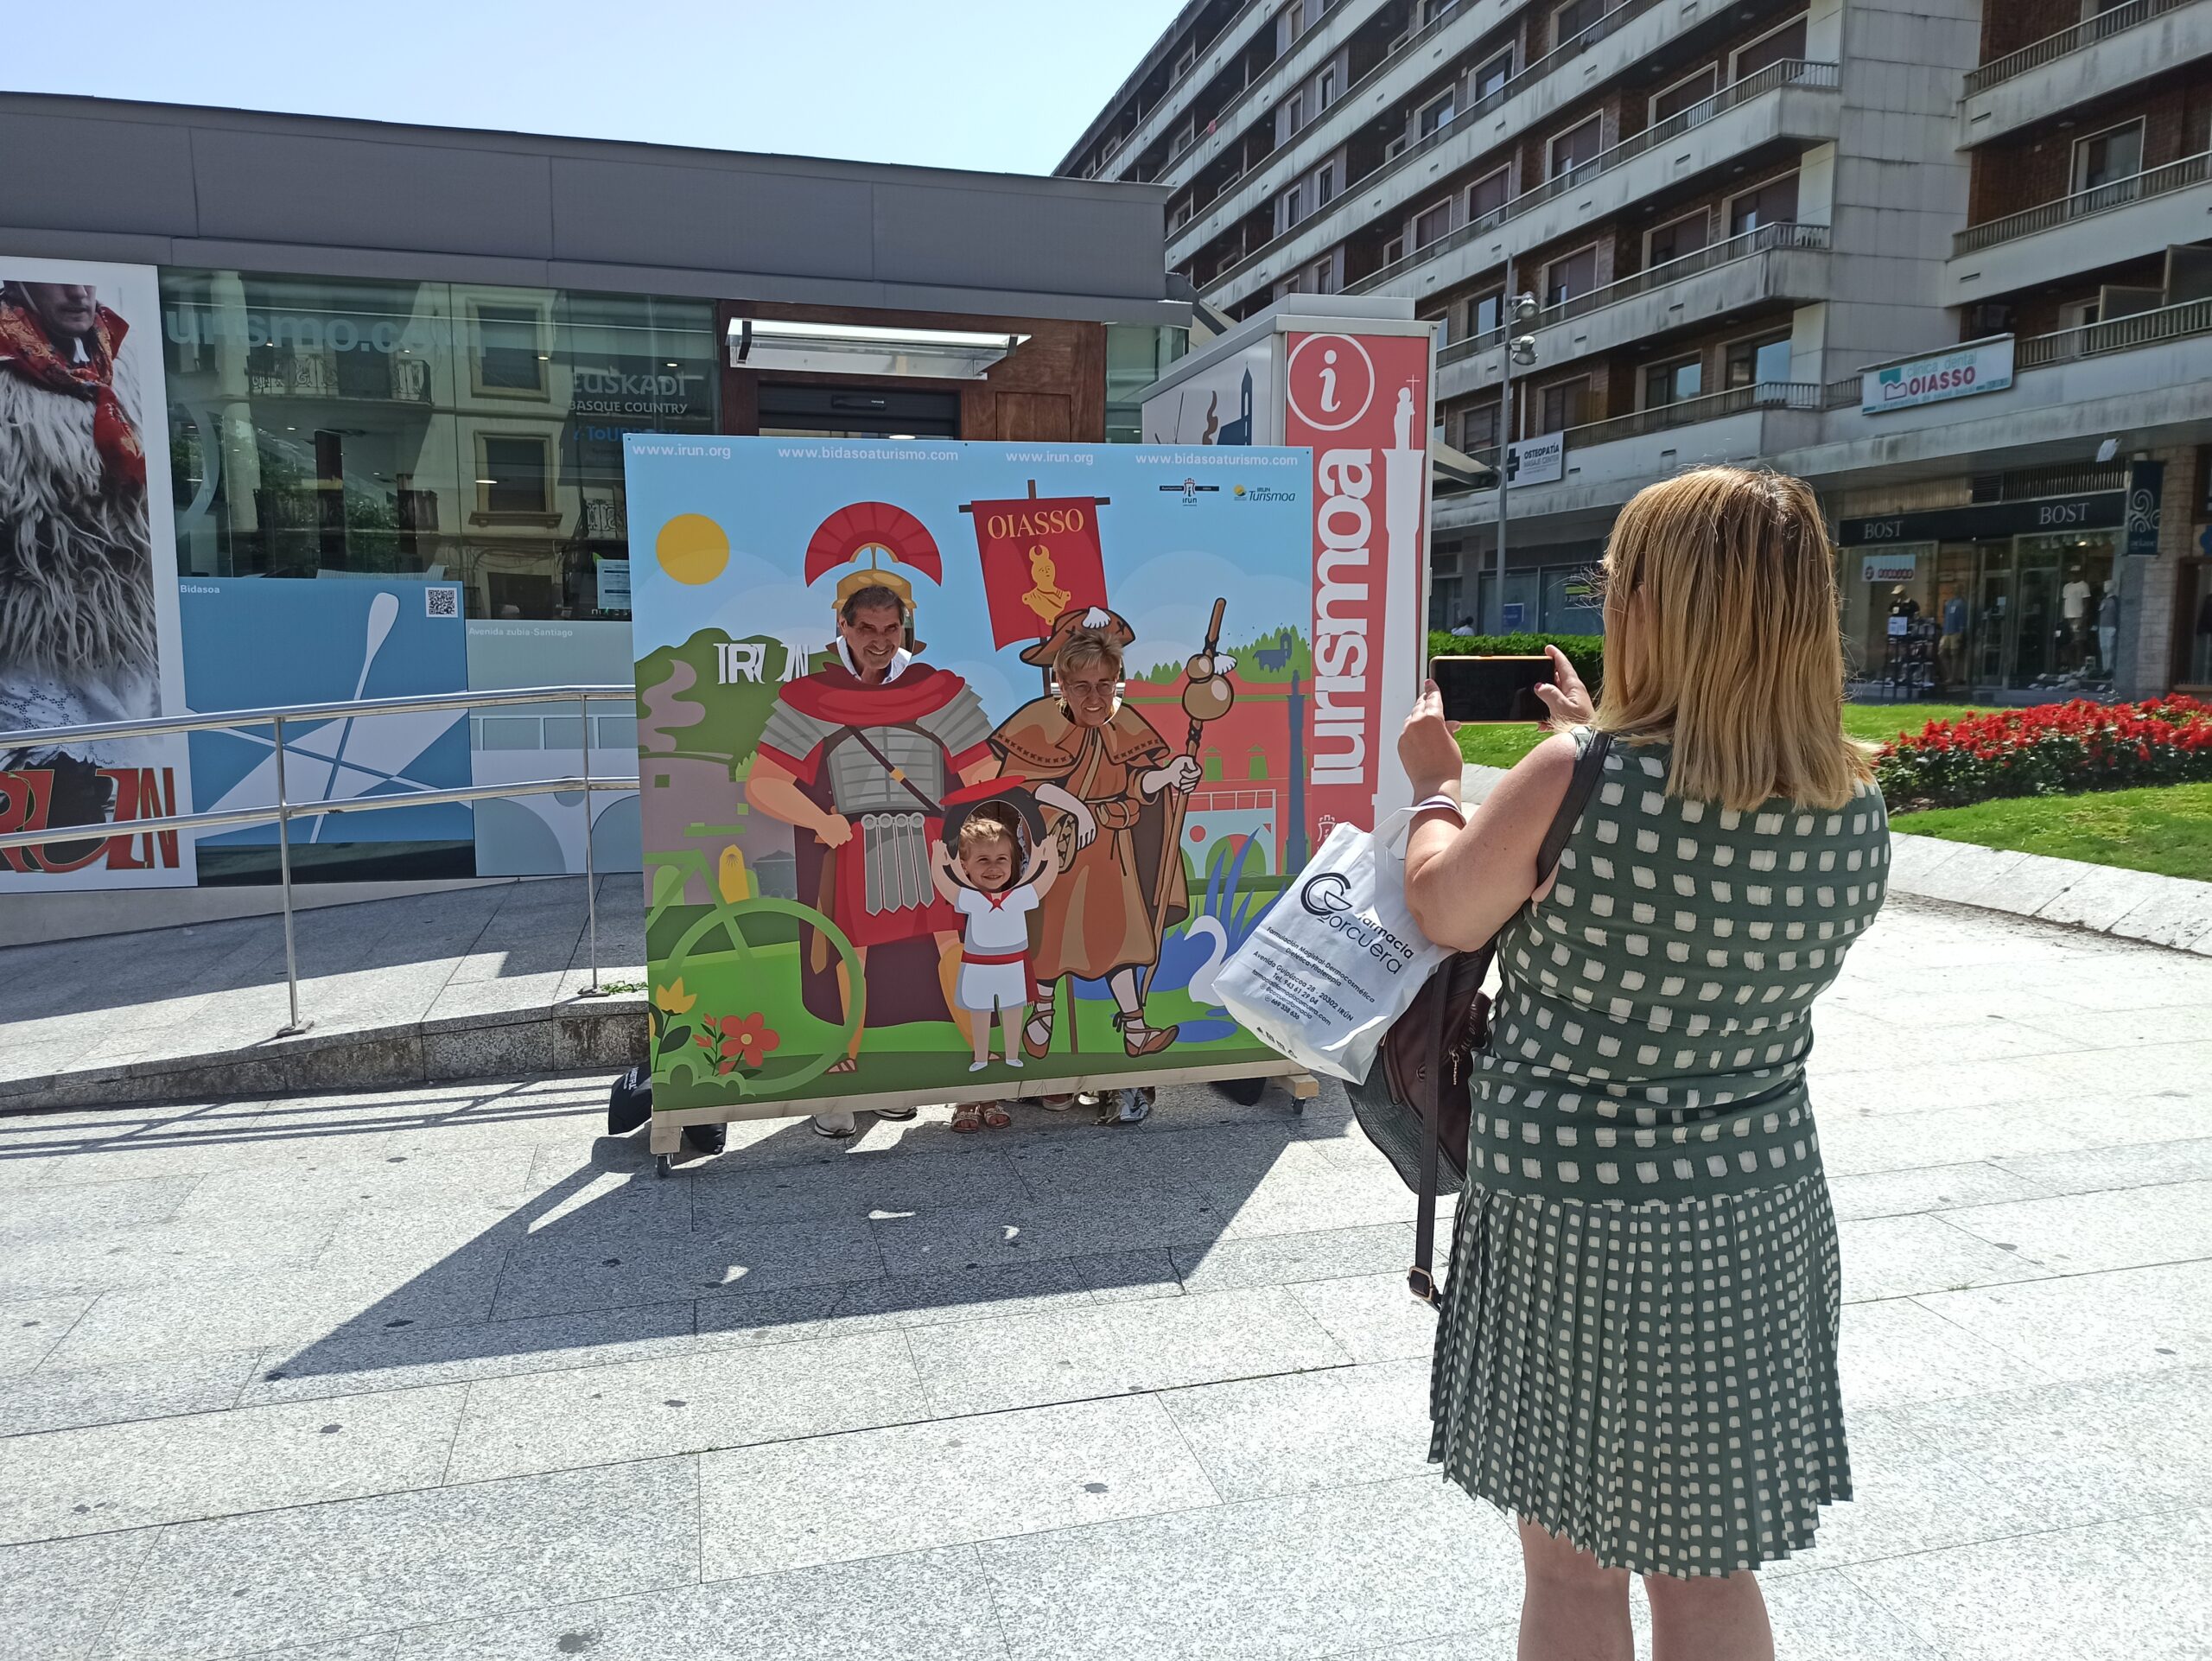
[1964,0,2202,95]
[1433,381,1824,529]
[1947,150,2212,302]
[1156,0,1398,193]
[1961,0,2212,146]
[2018,294,2212,366]
[1434,222,1831,398]
[1170,0,1507,261]
[1780,297,2212,489]
[1075,0,1278,183]
[1313,61,1839,314]
[1170,0,1671,265]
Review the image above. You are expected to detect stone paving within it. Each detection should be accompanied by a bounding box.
[2,894,2209,1659]
[0,878,646,1111]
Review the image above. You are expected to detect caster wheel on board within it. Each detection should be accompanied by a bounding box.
[654,1154,676,1180]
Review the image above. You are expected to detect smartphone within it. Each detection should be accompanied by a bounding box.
[1430,654,1553,722]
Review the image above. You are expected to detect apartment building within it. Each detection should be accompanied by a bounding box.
[1062,0,2212,701]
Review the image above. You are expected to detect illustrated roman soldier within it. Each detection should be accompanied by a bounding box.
[745,502,997,1077]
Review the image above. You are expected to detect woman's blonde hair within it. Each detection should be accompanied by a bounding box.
[1595,466,1873,811]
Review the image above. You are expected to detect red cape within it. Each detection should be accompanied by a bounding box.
[775,660,969,726]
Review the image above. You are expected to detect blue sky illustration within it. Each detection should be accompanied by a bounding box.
[624,439,1313,706]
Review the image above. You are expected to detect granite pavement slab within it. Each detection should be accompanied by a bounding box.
[902,1284,1352,1416]
[0,1527,162,1661]
[239,1543,1014,1661]
[0,1345,261,1438]
[442,1328,928,1485]
[697,1393,1218,1577]
[0,1381,467,1543]
[1159,1358,1436,1501]
[92,1456,701,1661]
[976,1475,1525,1661]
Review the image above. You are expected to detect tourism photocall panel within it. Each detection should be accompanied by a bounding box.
[622,436,1331,1118]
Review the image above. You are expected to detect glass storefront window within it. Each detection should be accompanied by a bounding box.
[1541,566,1604,634]
[1839,534,2116,698]
[1105,323,1190,443]
[161,270,717,619]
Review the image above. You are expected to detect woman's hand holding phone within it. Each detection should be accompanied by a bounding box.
[1398,679,1464,801]
[1533,645,1596,729]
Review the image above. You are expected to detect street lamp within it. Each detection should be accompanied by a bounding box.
[1492,277,1540,634]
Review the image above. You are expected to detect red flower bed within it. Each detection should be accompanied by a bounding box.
[1876,696,2212,810]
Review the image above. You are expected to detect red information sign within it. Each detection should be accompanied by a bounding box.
[966,495,1110,647]
[1283,330,1431,842]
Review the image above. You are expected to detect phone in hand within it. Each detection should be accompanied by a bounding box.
[1429,654,1553,722]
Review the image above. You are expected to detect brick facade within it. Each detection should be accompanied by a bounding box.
[1980,0,2083,65]
[1967,75,2212,227]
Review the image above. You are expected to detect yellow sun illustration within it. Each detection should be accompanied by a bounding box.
[655,513,730,585]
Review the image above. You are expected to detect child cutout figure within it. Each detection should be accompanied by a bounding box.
[931,806,1058,1130]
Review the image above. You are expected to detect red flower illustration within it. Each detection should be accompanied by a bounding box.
[693,1012,782,1074]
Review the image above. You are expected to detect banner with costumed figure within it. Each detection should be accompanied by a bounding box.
[624,437,1323,1119]
[0,258,194,889]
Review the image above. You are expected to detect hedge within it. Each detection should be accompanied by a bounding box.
[1427,632,1604,688]
[1876,696,2212,811]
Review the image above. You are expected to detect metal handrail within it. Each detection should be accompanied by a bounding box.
[2016,296,2212,365]
[0,684,640,1036]
[1436,222,1829,364]
[1963,0,2196,96]
[1172,0,1664,261]
[1344,60,1838,297]
[1954,149,2212,254]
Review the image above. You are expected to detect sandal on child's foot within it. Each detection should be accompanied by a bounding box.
[980,1101,1012,1129]
[950,1103,984,1134]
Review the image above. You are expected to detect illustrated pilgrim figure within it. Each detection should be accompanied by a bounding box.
[988,605,1218,1060]
[0,280,157,824]
[747,567,996,1119]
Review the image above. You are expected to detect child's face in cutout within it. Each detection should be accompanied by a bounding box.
[958,834,1017,894]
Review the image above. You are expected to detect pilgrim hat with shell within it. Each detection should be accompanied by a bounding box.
[1020,603,1136,668]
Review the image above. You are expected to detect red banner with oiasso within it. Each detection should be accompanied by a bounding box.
[1283,331,1431,845]
[966,495,1111,647]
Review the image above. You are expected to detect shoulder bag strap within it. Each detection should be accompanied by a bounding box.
[1408,726,1616,1306]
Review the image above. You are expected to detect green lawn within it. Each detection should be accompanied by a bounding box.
[1456,703,1995,769]
[1891,783,2212,882]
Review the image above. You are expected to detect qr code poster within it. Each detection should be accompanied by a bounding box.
[623,436,1359,1119]
[425,586,460,619]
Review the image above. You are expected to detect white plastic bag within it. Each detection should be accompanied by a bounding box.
[1212,810,1451,1083]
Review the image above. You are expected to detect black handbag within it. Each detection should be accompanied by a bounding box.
[1348,730,1613,1303]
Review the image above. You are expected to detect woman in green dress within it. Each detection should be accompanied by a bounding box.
[1395,467,1889,1661]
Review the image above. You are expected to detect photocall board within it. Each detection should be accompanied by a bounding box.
[621,436,1426,1122]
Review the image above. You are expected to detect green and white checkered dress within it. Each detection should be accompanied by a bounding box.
[1429,732,1890,1578]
